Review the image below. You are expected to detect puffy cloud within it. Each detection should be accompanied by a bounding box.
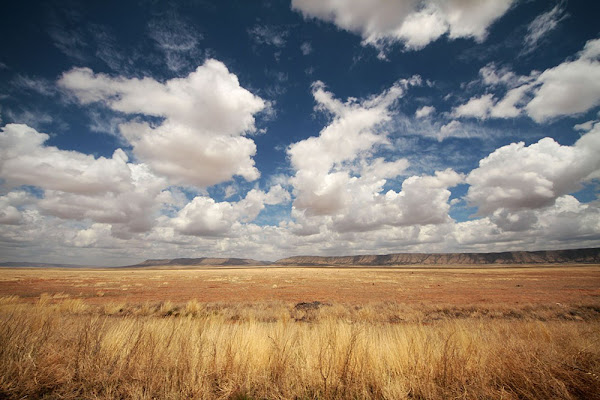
[525,39,600,122]
[291,0,515,53]
[415,105,435,118]
[330,168,463,233]
[286,79,463,235]
[288,80,410,215]
[172,185,290,237]
[0,191,33,225]
[479,63,519,87]
[58,59,265,187]
[437,120,463,140]
[0,124,132,194]
[38,163,170,238]
[0,124,172,237]
[488,85,530,118]
[289,78,418,174]
[466,122,600,215]
[458,39,600,123]
[454,196,600,250]
[453,94,495,120]
[452,88,529,120]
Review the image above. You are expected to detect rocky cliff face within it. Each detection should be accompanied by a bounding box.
[275,248,600,266]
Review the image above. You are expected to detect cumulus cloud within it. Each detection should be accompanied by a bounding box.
[455,39,600,123]
[288,79,411,215]
[172,185,290,237]
[437,120,463,140]
[59,59,266,187]
[0,124,172,237]
[0,124,132,194]
[415,105,435,118]
[466,122,600,215]
[455,195,600,250]
[286,78,463,235]
[453,94,495,119]
[0,191,33,225]
[525,39,600,122]
[291,0,515,54]
[479,63,520,87]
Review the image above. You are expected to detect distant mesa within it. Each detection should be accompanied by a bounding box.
[274,248,600,266]
[126,257,271,268]
[1,248,599,268]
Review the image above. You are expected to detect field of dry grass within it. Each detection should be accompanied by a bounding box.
[0,266,599,399]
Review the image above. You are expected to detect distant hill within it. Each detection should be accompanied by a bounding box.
[124,257,271,268]
[275,248,600,266]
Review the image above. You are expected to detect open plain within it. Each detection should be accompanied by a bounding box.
[1,265,599,399]
[1,264,599,305]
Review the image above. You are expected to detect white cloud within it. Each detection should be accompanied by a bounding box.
[0,124,172,237]
[460,39,600,123]
[291,0,515,54]
[580,39,600,60]
[59,59,266,187]
[455,196,600,250]
[452,87,529,120]
[330,168,463,233]
[300,41,313,55]
[415,105,435,118]
[286,78,463,235]
[438,120,462,140]
[523,2,568,54]
[0,124,132,194]
[489,85,530,118]
[466,122,600,215]
[453,94,495,120]
[525,39,600,122]
[0,191,33,225]
[172,185,290,237]
[574,119,597,132]
[479,63,519,87]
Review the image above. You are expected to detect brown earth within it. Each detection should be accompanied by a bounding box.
[0,265,599,306]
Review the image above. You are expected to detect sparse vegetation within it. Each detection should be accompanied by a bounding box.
[0,296,599,399]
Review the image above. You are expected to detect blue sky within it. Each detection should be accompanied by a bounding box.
[1,0,599,265]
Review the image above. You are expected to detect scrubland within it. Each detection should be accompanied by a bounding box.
[1,295,599,399]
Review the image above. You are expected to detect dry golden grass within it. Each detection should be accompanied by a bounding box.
[0,296,599,399]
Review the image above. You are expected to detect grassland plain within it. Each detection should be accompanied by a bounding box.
[0,266,599,399]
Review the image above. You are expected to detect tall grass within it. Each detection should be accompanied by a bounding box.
[0,297,598,399]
